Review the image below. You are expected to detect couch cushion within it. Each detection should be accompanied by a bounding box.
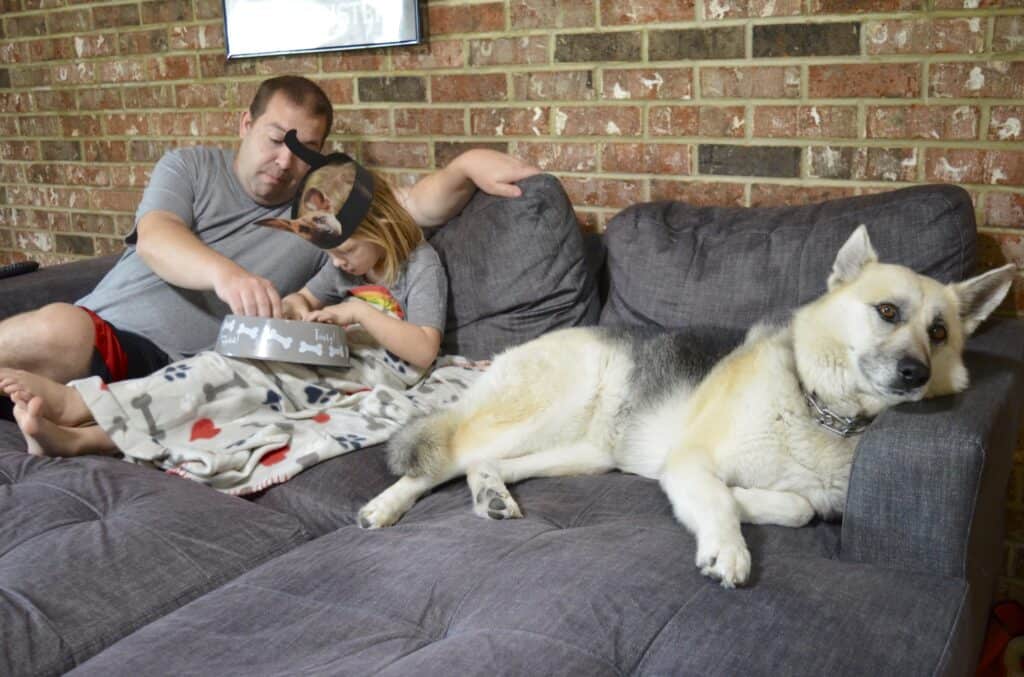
[0,451,310,676]
[429,173,600,359]
[69,477,962,677]
[600,184,976,332]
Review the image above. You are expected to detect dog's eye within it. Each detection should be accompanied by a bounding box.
[876,303,899,323]
[929,324,947,343]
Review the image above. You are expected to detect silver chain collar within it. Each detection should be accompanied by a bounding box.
[803,390,873,438]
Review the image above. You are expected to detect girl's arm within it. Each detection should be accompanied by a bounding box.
[282,287,324,320]
[305,301,441,369]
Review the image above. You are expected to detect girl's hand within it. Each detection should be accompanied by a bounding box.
[281,293,312,320]
[303,299,366,326]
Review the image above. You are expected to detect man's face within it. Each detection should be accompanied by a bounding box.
[234,93,328,206]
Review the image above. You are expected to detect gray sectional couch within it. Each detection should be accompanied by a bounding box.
[2,175,1022,676]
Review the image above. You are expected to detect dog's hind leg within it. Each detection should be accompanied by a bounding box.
[731,487,815,528]
[660,455,751,588]
[467,462,521,521]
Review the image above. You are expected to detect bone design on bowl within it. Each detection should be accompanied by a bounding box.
[214,315,350,367]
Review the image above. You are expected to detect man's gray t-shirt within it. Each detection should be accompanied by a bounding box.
[304,242,447,331]
[77,147,329,360]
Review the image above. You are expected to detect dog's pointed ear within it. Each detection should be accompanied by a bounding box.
[828,224,878,290]
[952,263,1015,335]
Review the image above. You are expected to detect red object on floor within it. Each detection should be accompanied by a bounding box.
[977,601,1024,677]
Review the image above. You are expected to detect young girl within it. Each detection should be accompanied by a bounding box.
[0,150,449,473]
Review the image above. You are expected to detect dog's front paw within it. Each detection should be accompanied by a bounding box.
[358,497,401,529]
[473,485,522,521]
[695,537,751,588]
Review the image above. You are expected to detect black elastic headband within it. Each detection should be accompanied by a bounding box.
[285,129,375,248]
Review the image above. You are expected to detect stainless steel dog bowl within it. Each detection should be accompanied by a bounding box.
[214,314,350,367]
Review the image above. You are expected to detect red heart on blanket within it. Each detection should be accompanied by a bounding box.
[313,412,330,423]
[189,418,221,441]
[260,445,290,466]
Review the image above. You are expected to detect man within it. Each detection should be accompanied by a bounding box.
[0,75,538,388]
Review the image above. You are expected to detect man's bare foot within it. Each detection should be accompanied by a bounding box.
[0,368,91,426]
[12,395,115,458]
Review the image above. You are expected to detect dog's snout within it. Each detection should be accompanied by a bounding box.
[897,357,930,388]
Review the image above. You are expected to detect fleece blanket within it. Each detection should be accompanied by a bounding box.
[70,345,486,495]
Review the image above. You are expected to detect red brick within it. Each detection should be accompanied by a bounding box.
[602,67,693,100]
[469,37,549,67]
[119,28,169,55]
[935,0,1024,8]
[754,105,857,138]
[11,66,53,88]
[925,149,986,184]
[515,142,598,172]
[649,106,699,136]
[994,16,1024,54]
[701,66,800,99]
[109,165,155,189]
[978,232,1024,272]
[46,8,91,34]
[702,0,802,19]
[104,114,153,136]
[124,85,175,109]
[321,51,386,72]
[809,64,920,98]
[601,0,695,25]
[865,19,984,55]
[560,176,643,209]
[25,37,68,62]
[202,112,240,137]
[649,180,744,206]
[513,70,596,101]
[392,40,464,70]
[471,107,550,137]
[91,189,143,212]
[431,73,507,102]
[991,107,1024,142]
[555,106,641,136]
[601,142,692,174]
[697,106,746,137]
[511,0,596,29]
[0,42,28,65]
[810,146,918,182]
[361,141,431,169]
[52,61,97,85]
[316,78,354,106]
[97,59,146,84]
[156,112,202,137]
[15,230,55,253]
[61,115,102,138]
[64,165,112,188]
[0,92,32,114]
[0,140,37,160]
[69,33,118,58]
[32,90,76,112]
[78,88,124,111]
[985,151,1024,186]
[82,141,127,163]
[194,0,222,20]
[175,82,245,109]
[19,116,61,137]
[984,192,1024,228]
[750,184,856,207]
[867,105,978,140]
[930,62,1024,99]
[810,0,919,11]
[333,109,391,136]
[140,0,192,24]
[429,2,505,34]
[146,55,197,80]
[394,108,466,137]
[168,24,224,51]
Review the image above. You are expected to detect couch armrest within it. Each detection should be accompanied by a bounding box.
[0,254,118,322]
[841,317,1024,579]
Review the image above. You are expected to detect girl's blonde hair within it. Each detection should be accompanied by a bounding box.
[350,171,423,286]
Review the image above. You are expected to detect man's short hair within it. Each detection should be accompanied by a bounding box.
[249,75,333,145]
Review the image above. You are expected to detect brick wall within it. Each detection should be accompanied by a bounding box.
[1,0,1024,591]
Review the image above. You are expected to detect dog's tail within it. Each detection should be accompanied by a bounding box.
[387,409,460,478]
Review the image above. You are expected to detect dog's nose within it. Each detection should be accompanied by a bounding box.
[897,357,930,388]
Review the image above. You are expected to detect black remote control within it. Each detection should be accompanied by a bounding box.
[0,260,40,279]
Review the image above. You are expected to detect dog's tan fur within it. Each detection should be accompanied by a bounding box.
[359,226,1015,587]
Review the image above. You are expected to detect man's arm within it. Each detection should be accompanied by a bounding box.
[134,210,283,318]
[398,149,540,227]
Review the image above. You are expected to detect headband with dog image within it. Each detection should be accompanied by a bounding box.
[255,129,375,250]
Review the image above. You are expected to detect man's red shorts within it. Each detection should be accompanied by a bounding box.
[80,307,171,381]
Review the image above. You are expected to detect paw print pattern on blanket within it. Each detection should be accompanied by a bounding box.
[163,364,191,381]
[332,433,368,451]
[382,350,410,375]
[262,390,283,411]
[304,384,339,406]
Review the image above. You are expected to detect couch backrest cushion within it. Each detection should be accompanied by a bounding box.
[598,184,977,332]
[429,173,600,359]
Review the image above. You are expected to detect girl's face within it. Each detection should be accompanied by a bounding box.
[328,237,385,280]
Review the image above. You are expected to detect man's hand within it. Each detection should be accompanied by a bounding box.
[213,268,283,318]
[303,299,366,326]
[454,148,541,198]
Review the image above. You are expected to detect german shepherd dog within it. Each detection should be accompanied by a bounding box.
[358,226,1014,587]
